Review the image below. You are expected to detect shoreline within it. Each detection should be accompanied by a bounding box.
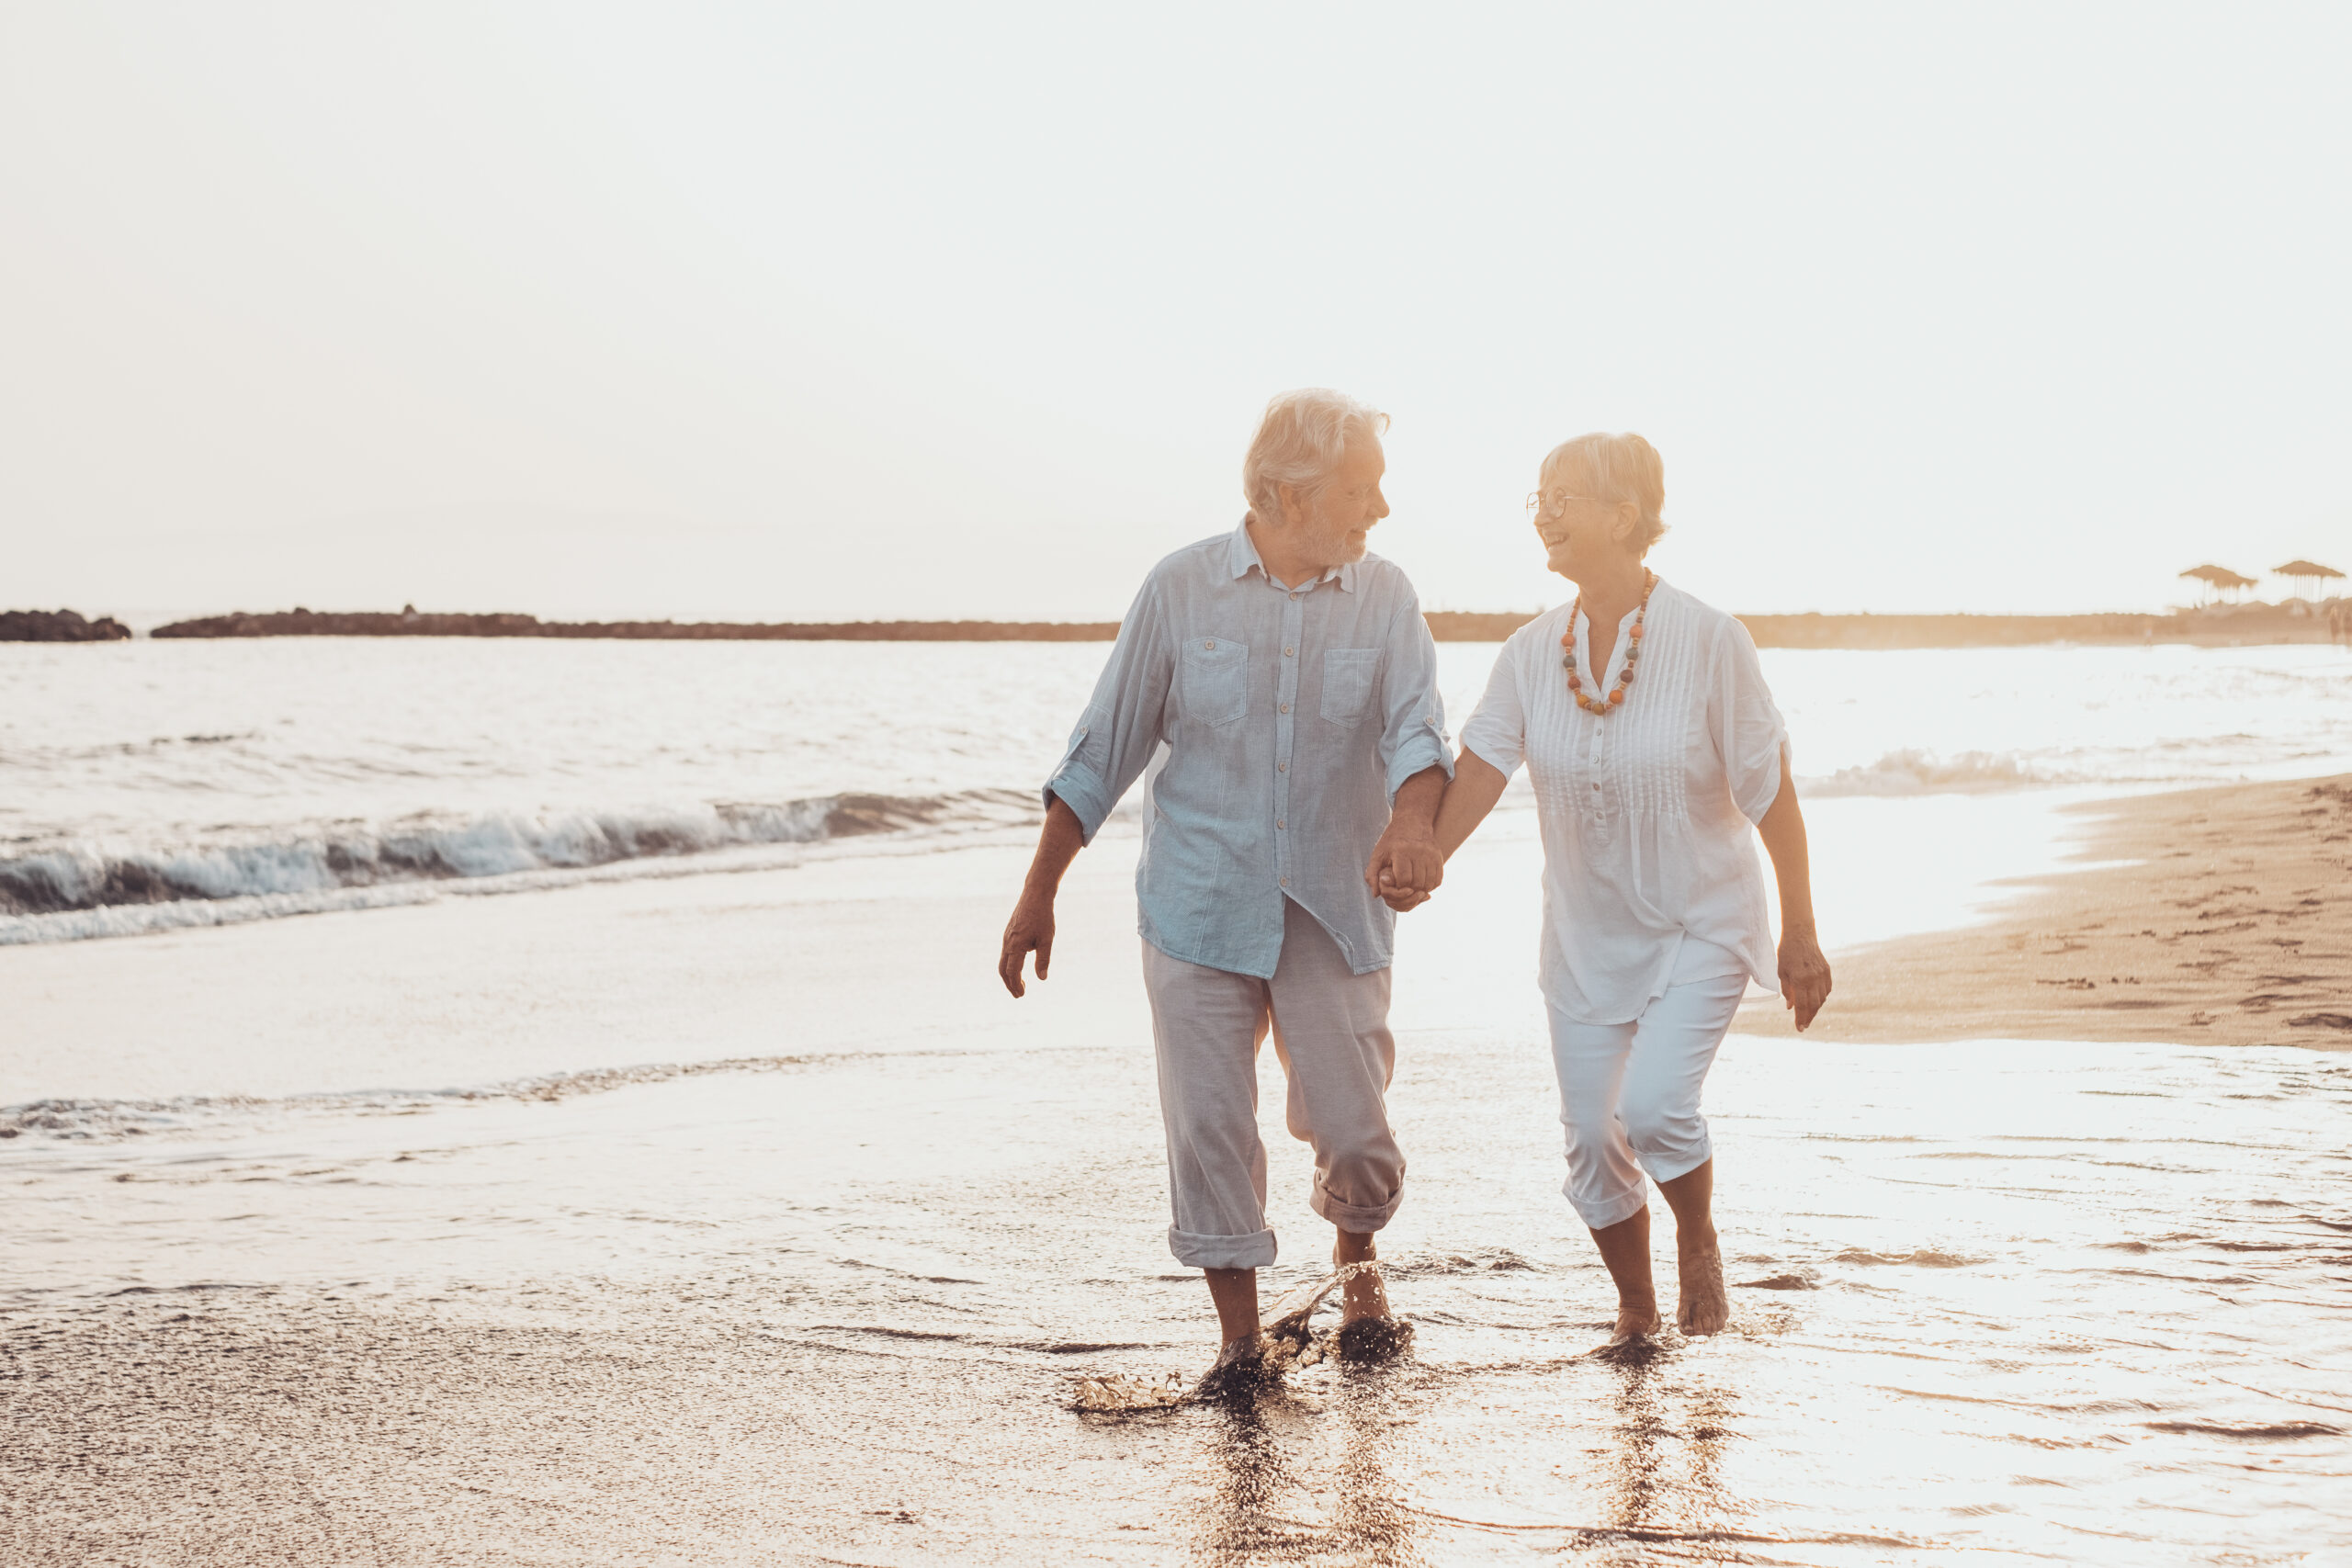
[6,604,2344,647]
[1738,773,2352,1048]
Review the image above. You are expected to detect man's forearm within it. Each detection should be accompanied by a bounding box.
[1023,795,1088,897]
[1386,765,1447,837]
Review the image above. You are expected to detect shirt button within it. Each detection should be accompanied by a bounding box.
[1204,640,1215,649]
[1275,818,1285,829]
[1284,646,1294,657]
[1289,592,1299,601]
[1280,703,1290,714]
[1278,761,1287,772]
[1279,876,1288,887]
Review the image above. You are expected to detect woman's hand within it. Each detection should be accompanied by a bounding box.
[1366,822,1444,905]
[1778,927,1832,1031]
[1365,766,1449,910]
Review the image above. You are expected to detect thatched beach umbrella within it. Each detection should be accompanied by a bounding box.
[2273,559,2345,601]
[2179,564,2259,604]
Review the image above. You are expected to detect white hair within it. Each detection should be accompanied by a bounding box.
[1543,432,1668,556]
[1241,389,1388,524]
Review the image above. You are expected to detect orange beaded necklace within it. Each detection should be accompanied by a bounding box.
[1560,570,1657,715]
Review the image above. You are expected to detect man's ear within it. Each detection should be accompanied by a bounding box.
[1276,483,1306,528]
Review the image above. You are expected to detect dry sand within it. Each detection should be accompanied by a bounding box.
[1739,774,2352,1048]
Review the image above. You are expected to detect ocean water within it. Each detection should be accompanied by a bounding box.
[4,636,2350,1563]
[2,637,2348,944]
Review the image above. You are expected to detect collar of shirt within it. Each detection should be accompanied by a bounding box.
[1226,516,1357,594]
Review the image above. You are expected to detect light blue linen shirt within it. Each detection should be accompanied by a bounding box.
[1044,520,1453,978]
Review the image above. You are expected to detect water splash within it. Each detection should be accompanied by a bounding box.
[1069,1262,1388,1411]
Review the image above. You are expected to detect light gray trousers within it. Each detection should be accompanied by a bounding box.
[1140,897,1405,1269]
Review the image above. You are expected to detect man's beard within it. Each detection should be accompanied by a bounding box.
[1308,517,1370,570]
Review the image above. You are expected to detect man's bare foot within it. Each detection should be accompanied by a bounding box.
[1610,1303,1664,1346]
[1194,1332,1275,1403]
[1334,1314,1414,1363]
[1334,1235,1390,1324]
[1676,1225,1728,1335]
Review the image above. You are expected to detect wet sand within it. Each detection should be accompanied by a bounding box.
[1738,774,2352,1048]
[7,1032,2347,1564]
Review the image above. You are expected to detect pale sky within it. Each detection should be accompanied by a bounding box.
[5,3,2347,625]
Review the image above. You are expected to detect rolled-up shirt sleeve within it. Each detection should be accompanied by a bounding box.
[1713,617,1791,825]
[1374,586,1453,802]
[1043,574,1172,843]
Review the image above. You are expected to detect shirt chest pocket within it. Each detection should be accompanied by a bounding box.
[1320,648,1381,726]
[1179,636,1250,726]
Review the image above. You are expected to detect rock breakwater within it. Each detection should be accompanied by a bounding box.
[140,603,2346,646]
[0,609,132,642]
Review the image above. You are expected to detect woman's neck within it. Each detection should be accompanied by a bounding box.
[1571,558,1650,630]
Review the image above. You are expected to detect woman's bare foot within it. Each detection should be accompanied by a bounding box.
[1675,1224,1728,1335]
[1610,1301,1664,1345]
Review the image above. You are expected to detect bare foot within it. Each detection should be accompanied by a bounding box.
[1193,1332,1274,1404]
[1610,1302,1664,1345]
[1334,1238,1390,1324]
[1676,1225,1728,1335]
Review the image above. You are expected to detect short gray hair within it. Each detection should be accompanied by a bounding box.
[1241,389,1388,524]
[1543,432,1668,556]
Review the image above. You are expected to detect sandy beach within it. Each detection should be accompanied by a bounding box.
[1738,773,2352,1048]
[6,782,2350,1564]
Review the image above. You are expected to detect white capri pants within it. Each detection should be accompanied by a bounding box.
[1546,937,1748,1231]
[1140,897,1406,1270]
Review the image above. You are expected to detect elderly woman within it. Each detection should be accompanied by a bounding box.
[1387,432,1830,1341]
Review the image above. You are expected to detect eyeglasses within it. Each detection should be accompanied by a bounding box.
[1525,490,1606,517]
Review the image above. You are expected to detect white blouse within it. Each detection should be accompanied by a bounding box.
[1459,581,1790,1024]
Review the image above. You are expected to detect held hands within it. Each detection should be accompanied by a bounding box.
[998,889,1056,998]
[1364,824,1444,913]
[1778,927,1832,1031]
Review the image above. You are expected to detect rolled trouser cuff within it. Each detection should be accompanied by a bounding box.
[1170,1224,1278,1270]
[1564,1179,1650,1233]
[1308,1178,1402,1234]
[1634,1132,1713,1189]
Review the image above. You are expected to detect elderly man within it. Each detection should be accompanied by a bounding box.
[998,388,1452,1378]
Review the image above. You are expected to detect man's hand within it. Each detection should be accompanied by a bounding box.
[999,889,1057,998]
[1778,928,1832,1031]
[1001,795,1084,998]
[1365,822,1443,908]
[1364,765,1450,911]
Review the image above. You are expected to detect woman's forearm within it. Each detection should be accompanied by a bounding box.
[1433,749,1510,860]
[1754,751,1816,935]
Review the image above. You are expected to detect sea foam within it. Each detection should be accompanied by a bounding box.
[0,789,1036,944]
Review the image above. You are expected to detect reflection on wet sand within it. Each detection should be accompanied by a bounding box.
[1190,1363,1427,1567]
[1594,1344,1745,1554]
[1176,1335,1867,1566]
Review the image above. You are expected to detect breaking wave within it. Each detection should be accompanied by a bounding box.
[0,790,1038,946]
[1802,749,2052,797]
